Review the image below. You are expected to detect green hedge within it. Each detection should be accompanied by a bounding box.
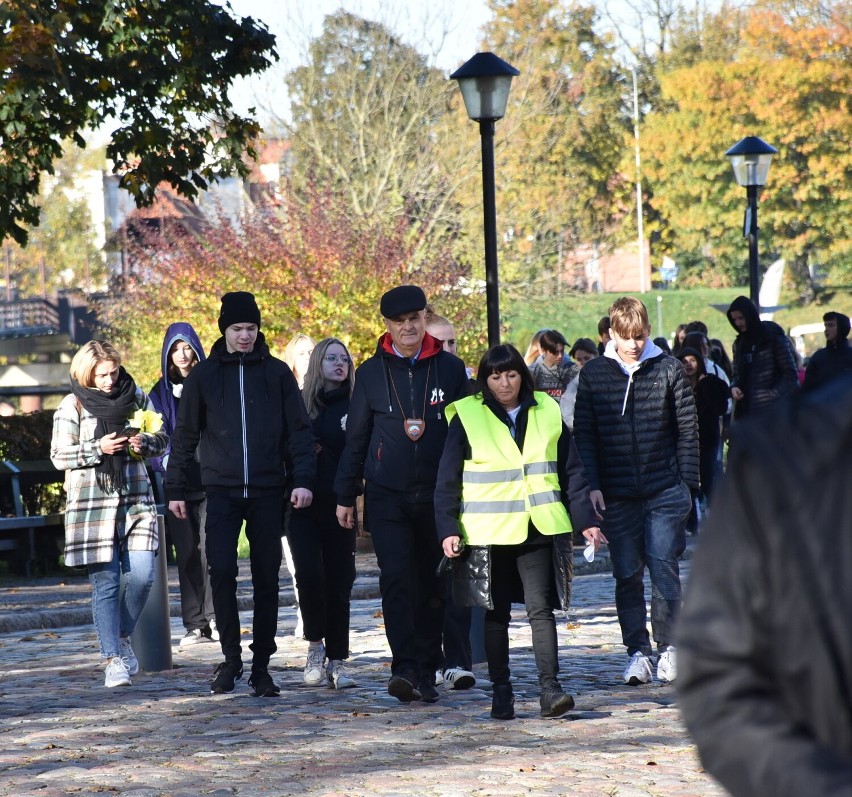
[0,411,65,516]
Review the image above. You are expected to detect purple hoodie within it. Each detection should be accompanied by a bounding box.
[148,322,206,474]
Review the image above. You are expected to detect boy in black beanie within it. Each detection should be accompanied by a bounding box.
[167,292,316,697]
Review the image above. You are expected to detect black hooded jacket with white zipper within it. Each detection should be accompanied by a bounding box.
[166,332,315,499]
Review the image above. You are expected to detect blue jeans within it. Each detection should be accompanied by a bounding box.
[603,482,691,656]
[88,545,156,659]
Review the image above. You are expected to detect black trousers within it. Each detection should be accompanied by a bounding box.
[286,499,356,661]
[365,484,444,685]
[485,541,559,689]
[442,583,472,671]
[205,492,283,668]
[167,498,214,631]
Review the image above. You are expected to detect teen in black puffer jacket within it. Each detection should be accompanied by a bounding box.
[573,339,700,500]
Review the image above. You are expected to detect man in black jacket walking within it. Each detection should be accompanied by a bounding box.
[335,285,469,704]
[574,297,698,687]
[727,295,798,420]
[167,292,315,697]
[803,311,852,391]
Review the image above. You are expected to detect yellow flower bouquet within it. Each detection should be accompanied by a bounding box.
[126,409,164,459]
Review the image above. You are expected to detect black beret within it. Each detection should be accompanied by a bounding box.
[380,285,427,319]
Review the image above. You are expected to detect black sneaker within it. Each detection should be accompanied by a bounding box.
[419,682,440,703]
[539,687,575,718]
[387,674,421,703]
[248,669,280,697]
[491,683,515,720]
[210,660,243,694]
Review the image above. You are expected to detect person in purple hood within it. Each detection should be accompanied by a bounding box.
[149,323,217,647]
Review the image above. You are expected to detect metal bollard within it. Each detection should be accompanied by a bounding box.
[132,514,173,672]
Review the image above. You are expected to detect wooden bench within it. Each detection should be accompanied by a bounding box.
[0,459,65,575]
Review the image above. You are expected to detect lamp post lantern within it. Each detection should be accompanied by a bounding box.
[451,52,519,348]
[725,136,778,312]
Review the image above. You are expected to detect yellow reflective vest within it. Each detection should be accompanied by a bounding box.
[446,393,573,545]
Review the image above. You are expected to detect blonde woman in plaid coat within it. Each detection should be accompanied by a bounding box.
[51,340,168,688]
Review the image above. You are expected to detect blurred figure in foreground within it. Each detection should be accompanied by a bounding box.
[678,372,852,797]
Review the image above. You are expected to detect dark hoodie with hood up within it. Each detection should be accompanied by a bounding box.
[803,312,852,391]
[727,295,798,420]
[149,323,206,495]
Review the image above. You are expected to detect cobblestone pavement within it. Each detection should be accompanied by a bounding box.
[0,559,723,797]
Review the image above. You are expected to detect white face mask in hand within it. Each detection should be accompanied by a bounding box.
[584,542,595,563]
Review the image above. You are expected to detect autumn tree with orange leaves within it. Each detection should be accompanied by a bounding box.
[102,186,486,387]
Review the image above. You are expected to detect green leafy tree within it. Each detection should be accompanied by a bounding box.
[641,0,852,294]
[3,141,107,297]
[284,11,466,247]
[0,0,277,246]
[479,0,632,294]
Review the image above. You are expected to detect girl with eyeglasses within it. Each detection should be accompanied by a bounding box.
[285,337,359,690]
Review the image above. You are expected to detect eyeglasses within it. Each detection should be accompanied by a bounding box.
[323,354,351,364]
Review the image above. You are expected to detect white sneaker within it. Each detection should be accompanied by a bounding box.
[327,659,357,689]
[623,652,653,685]
[118,636,139,676]
[304,643,326,685]
[104,656,131,688]
[208,619,219,642]
[434,669,444,686]
[657,647,677,683]
[180,628,207,647]
[443,667,476,690]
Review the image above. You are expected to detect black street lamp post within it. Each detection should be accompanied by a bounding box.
[725,136,778,313]
[451,53,519,348]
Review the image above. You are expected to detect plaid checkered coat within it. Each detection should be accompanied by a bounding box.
[50,389,169,567]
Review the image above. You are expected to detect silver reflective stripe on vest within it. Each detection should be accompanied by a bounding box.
[461,500,527,513]
[524,461,557,475]
[462,469,523,483]
[528,490,561,507]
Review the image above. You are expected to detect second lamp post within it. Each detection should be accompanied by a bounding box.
[451,53,519,348]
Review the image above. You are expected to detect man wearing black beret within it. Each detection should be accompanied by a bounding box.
[335,285,470,704]
[168,291,316,698]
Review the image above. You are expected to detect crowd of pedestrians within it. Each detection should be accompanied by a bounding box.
[48,286,851,767]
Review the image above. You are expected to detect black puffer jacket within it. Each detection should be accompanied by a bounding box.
[678,372,852,797]
[727,295,798,419]
[573,343,699,499]
[166,333,316,498]
[334,332,469,505]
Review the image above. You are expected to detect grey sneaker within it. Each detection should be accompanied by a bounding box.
[104,656,131,688]
[304,643,326,685]
[118,636,139,676]
[327,660,357,689]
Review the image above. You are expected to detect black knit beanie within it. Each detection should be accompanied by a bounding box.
[218,291,261,333]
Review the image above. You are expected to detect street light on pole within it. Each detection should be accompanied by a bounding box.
[451,52,519,348]
[725,136,778,313]
[629,66,646,294]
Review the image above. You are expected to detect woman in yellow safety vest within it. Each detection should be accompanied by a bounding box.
[435,343,606,720]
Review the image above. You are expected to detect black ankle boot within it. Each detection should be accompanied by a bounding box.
[539,686,575,718]
[491,683,515,720]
